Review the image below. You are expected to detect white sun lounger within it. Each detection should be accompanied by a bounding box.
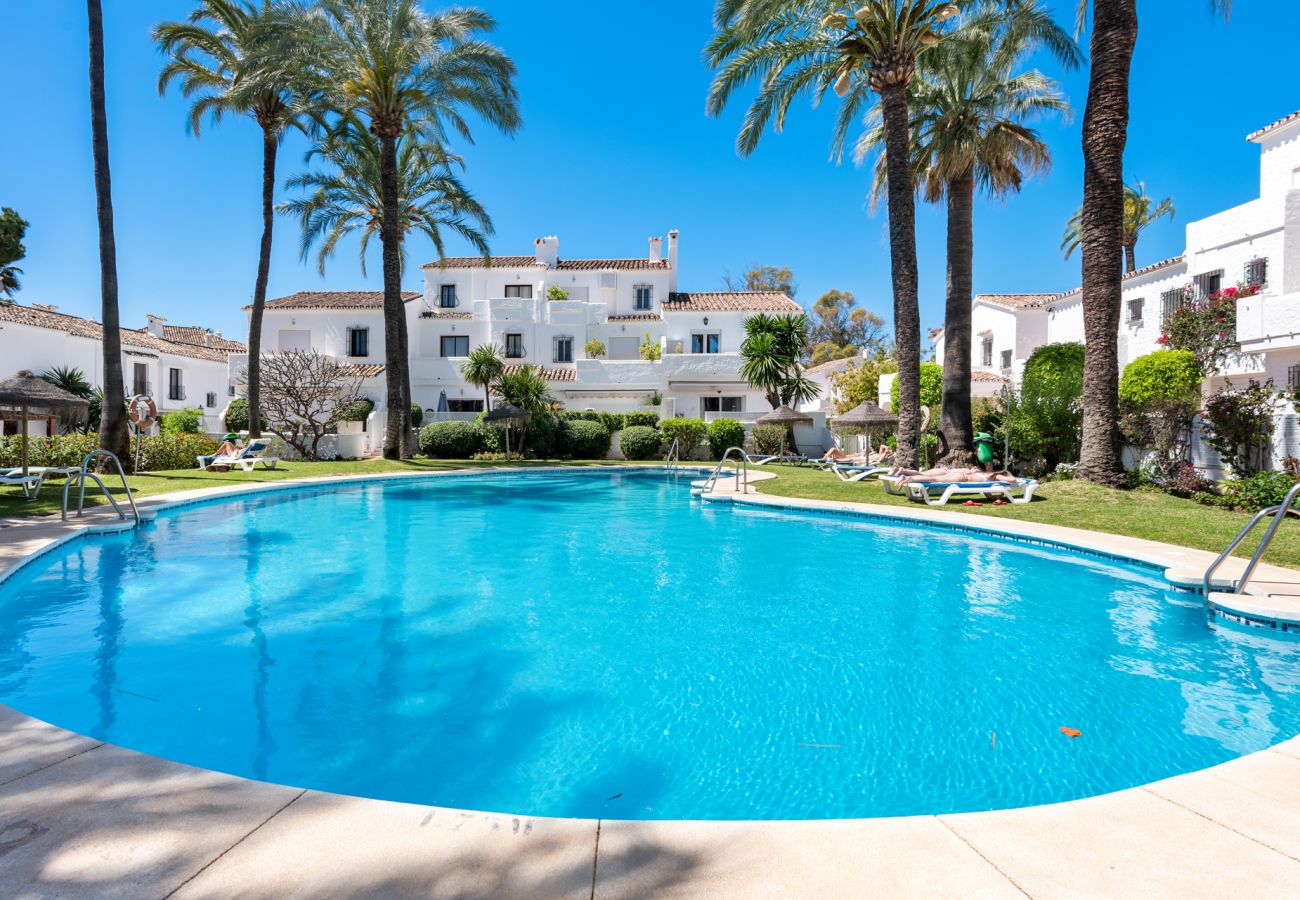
[831,464,892,482]
[197,441,279,473]
[0,473,44,500]
[903,478,1038,506]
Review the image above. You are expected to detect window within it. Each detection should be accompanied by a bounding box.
[1290,365,1300,389]
[634,284,653,310]
[702,396,743,414]
[1193,270,1223,300]
[1245,257,1269,286]
[439,284,457,308]
[504,284,533,299]
[228,384,236,397]
[553,336,573,363]
[505,333,524,358]
[206,392,217,408]
[448,399,484,413]
[1160,288,1184,325]
[1000,350,1013,370]
[132,362,148,396]
[691,332,721,354]
[1127,297,1145,324]
[347,327,369,357]
[980,336,993,367]
[168,368,184,401]
[440,335,469,357]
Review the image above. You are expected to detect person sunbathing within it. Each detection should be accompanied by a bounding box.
[199,434,243,472]
[822,445,893,464]
[889,466,1017,485]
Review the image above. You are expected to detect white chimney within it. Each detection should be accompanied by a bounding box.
[667,229,680,292]
[145,313,167,338]
[534,235,559,268]
[648,235,663,263]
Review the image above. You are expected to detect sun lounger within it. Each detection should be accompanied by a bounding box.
[0,472,44,500]
[902,478,1038,506]
[197,440,279,472]
[1,465,82,480]
[750,454,809,466]
[831,464,891,482]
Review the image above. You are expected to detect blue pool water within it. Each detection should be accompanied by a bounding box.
[2,469,1299,820]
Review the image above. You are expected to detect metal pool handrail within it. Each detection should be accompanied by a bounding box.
[665,438,680,470]
[61,449,140,526]
[1203,480,1300,595]
[701,446,749,496]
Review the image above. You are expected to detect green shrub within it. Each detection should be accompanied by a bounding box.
[336,398,375,423]
[1203,380,1278,477]
[1119,350,1203,474]
[476,412,506,452]
[160,407,204,435]
[658,417,706,459]
[1119,350,1202,407]
[707,418,745,458]
[1222,470,1299,512]
[752,423,789,455]
[618,425,662,460]
[410,402,424,428]
[0,433,220,471]
[638,333,661,361]
[137,433,222,471]
[584,338,606,358]
[1010,342,1085,468]
[624,411,660,428]
[526,413,565,459]
[418,420,483,458]
[563,419,611,458]
[889,361,943,412]
[223,398,266,433]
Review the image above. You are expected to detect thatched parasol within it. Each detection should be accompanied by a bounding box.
[482,402,529,458]
[756,405,814,456]
[830,400,897,449]
[0,370,90,476]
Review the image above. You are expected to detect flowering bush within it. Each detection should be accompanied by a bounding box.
[1220,470,1300,513]
[1201,379,1278,476]
[1159,281,1261,374]
[1162,463,1217,498]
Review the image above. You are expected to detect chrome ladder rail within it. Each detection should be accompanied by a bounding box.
[699,446,749,496]
[1203,480,1300,595]
[665,437,680,471]
[62,449,141,526]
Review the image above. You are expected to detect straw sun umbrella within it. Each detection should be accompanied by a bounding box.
[830,400,898,452]
[0,371,90,475]
[482,402,529,459]
[756,404,814,456]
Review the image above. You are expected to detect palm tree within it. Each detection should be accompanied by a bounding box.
[87,0,130,468]
[857,1,1076,464]
[739,312,821,408]
[281,120,491,274]
[1061,180,1174,273]
[314,0,520,459]
[493,364,554,455]
[155,0,316,441]
[1075,0,1231,486]
[460,343,503,412]
[707,0,963,468]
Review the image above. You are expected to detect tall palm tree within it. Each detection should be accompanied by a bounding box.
[87,0,130,468]
[280,119,492,274]
[460,343,503,412]
[1075,0,1230,485]
[1061,180,1174,273]
[315,0,520,459]
[857,1,1076,464]
[155,0,316,440]
[707,0,963,468]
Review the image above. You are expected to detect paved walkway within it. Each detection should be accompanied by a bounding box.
[2,469,1300,897]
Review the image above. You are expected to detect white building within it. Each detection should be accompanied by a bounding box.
[934,109,1300,469]
[240,230,807,439]
[0,302,240,436]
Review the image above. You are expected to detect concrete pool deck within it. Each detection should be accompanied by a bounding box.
[3,467,1300,896]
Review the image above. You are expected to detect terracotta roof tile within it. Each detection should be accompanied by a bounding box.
[424,256,671,271]
[501,364,575,382]
[804,356,858,376]
[1046,255,1186,304]
[1247,110,1300,142]
[254,291,421,311]
[976,293,1057,309]
[607,313,662,321]
[339,363,385,378]
[161,324,245,352]
[0,303,232,363]
[662,291,801,313]
[419,309,473,319]
[972,370,1010,383]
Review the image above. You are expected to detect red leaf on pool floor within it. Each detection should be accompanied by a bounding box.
[1059,727,1082,738]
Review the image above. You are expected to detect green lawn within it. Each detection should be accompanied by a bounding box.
[5,457,1296,571]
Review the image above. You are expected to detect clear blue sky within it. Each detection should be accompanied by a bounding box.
[1,1,1292,343]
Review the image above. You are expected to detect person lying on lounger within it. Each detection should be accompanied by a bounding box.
[821,445,893,464]
[198,434,243,472]
[887,466,1018,485]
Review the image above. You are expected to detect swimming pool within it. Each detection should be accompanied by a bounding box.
[2,469,1298,820]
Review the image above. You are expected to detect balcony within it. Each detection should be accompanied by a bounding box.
[1237,289,1300,351]
[572,353,747,389]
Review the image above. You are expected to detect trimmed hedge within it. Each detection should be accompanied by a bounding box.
[160,408,204,434]
[0,433,220,472]
[418,420,483,458]
[707,418,745,458]
[563,419,611,459]
[618,425,662,460]
[223,398,267,433]
[659,417,706,459]
[752,423,788,455]
[336,398,375,423]
[561,409,660,432]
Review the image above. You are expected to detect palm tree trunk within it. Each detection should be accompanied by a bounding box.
[88,0,130,471]
[879,83,922,469]
[483,383,492,412]
[1077,0,1137,487]
[377,131,411,459]
[1123,241,1136,273]
[939,174,976,467]
[246,128,277,439]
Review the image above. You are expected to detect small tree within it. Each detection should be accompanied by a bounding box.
[1159,282,1260,375]
[238,350,363,460]
[545,284,570,301]
[1118,350,1202,475]
[584,338,606,359]
[1010,342,1085,469]
[638,333,662,361]
[1203,379,1278,477]
[829,353,898,413]
[890,362,942,413]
